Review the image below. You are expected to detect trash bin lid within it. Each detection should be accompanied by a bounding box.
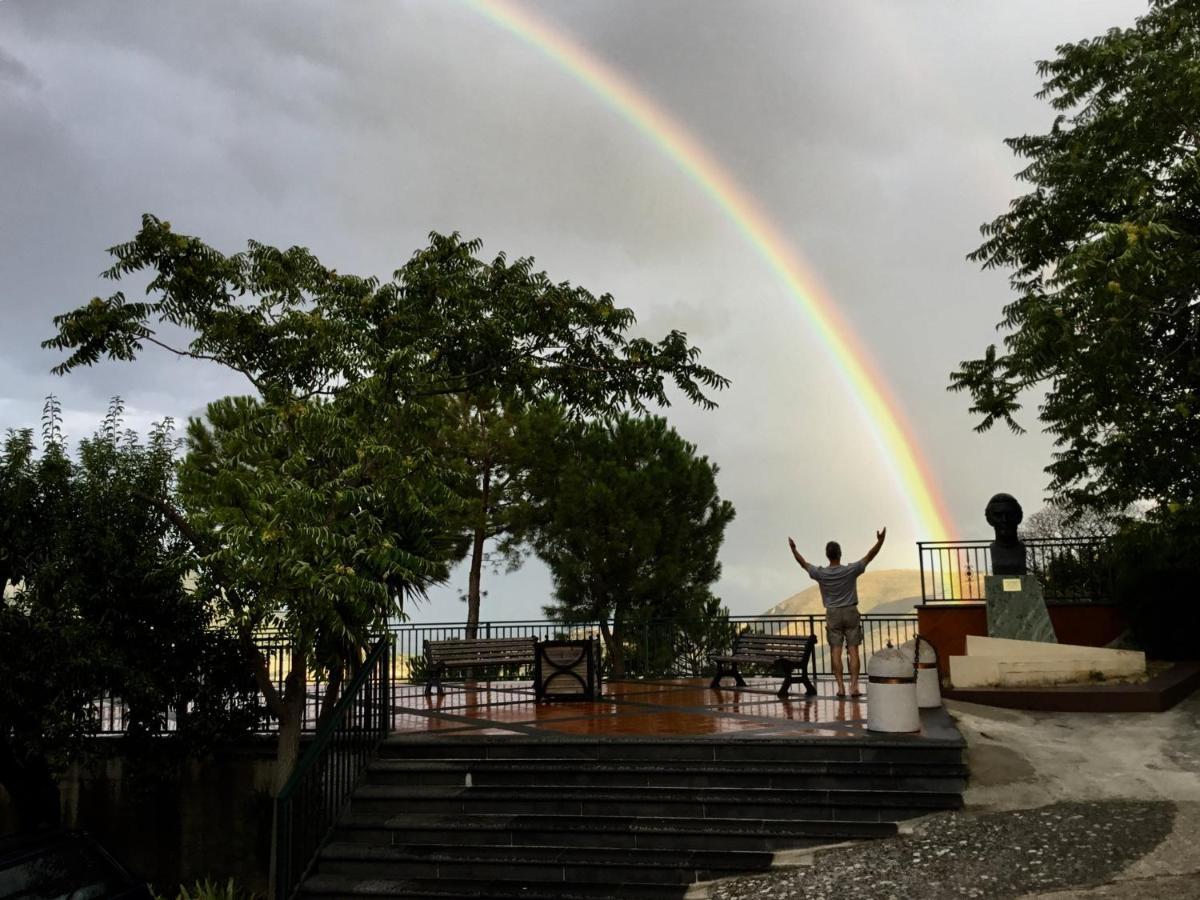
[900,636,938,664]
[867,645,916,678]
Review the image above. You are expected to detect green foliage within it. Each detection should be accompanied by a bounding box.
[178,394,456,650]
[624,593,739,678]
[0,399,258,827]
[437,394,538,633]
[1105,504,1200,659]
[951,0,1200,512]
[520,412,735,677]
[158,878,258,900]
[44,218,727,413]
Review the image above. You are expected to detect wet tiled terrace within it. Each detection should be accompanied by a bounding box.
[389,678,962,744]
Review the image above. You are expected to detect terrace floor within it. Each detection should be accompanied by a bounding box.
[388,677,963,745]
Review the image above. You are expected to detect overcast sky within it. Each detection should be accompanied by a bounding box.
[0,0,1144,620]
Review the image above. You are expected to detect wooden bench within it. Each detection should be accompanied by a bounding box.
[710,632,818,699]
[423,637,538,695]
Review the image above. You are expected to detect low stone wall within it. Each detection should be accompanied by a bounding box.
[917,602,1130,678]
[2,738,278,895]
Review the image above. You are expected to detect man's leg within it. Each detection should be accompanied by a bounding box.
[825,607,849,696]
[846,607,864,695]
[848,645,861,695]
[830,644,845,696]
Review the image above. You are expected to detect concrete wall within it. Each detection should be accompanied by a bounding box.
[2,739,278,895]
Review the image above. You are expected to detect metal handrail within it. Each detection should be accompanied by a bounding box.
[917,536,1110,603]
[274,635,391,900]
[388,613,919,682]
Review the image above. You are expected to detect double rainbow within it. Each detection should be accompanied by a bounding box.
[469,0,956,541]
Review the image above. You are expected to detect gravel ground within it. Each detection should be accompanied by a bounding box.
[709,801,1176,900]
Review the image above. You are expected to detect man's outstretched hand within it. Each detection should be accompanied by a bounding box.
[876,527,887,543]
[788,536,797,552]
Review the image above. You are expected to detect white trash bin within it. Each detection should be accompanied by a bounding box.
[900,636,942,709]
[866,645,920,733]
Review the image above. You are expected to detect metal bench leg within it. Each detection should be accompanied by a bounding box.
[425,664,445,696]
[710,662,729,689]
[711,662,747,689]
[799,671,817,696]
[777,662,795,699]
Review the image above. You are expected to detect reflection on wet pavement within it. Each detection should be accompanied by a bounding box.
[388,678,921,741]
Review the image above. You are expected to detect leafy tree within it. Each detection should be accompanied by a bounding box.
[440,393,534,638]
[520,413,735,677]
[0,399,256,829]
[1021,503,1136,540]
[42,218,727,792]
[175,392,458,785]
[950,0,1200,514]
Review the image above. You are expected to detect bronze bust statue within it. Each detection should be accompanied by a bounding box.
[985,493,1027,575]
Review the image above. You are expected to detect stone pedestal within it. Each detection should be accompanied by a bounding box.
[984,574,1057,643]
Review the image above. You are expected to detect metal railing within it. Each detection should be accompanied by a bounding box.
[918,536,1110,603]
[387,613,918,684]
[274,635,391,900]
[91,612,920,735]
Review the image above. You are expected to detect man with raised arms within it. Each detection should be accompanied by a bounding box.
[787,528,886,698]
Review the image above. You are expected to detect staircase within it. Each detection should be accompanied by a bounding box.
[297,735,966,899]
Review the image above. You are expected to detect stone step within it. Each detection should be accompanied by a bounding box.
[316,841,771,884]
[332,811,897,852]
[378,738,964,767]
[350,783,962,821]
[365,758,966,793]
[300,873,687,899]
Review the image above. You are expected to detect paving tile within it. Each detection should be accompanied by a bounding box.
[384,677,959,745]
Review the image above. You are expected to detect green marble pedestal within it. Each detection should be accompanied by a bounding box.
[984,574,1057,643]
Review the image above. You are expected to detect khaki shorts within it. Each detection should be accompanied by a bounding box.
[825,605,863,648]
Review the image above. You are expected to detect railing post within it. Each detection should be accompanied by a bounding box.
[379,639,391,735]
[275,796,289,900]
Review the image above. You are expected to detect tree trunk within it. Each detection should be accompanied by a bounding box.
[599,619,624,679]
[315,664,344,732]
[267,647,307,900]
[466,461,491,640]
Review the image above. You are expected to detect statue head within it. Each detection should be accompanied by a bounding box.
[985,493,1023,544]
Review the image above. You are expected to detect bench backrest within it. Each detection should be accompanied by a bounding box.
[733,632,816,659]
[425,637,537,666]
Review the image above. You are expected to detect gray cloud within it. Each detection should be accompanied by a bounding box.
[0,0,1145,620]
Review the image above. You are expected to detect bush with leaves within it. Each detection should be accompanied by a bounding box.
[0,399,259,828]
[1105,505,1200,659]
[157,878,259,900]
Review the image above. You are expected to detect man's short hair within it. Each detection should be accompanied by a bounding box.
[825,541,841,561]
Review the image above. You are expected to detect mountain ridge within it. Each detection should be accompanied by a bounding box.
[765,568,922,617]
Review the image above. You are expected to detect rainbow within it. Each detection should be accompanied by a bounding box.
[468,0,956,540]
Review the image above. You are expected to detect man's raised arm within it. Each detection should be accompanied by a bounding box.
[787,536,809,569]
[863,527,887,565]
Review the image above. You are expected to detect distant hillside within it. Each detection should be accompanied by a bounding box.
[765,569,922,617]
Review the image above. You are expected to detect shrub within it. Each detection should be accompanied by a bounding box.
[1107,505,1200,660]
[159,878,258,900]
